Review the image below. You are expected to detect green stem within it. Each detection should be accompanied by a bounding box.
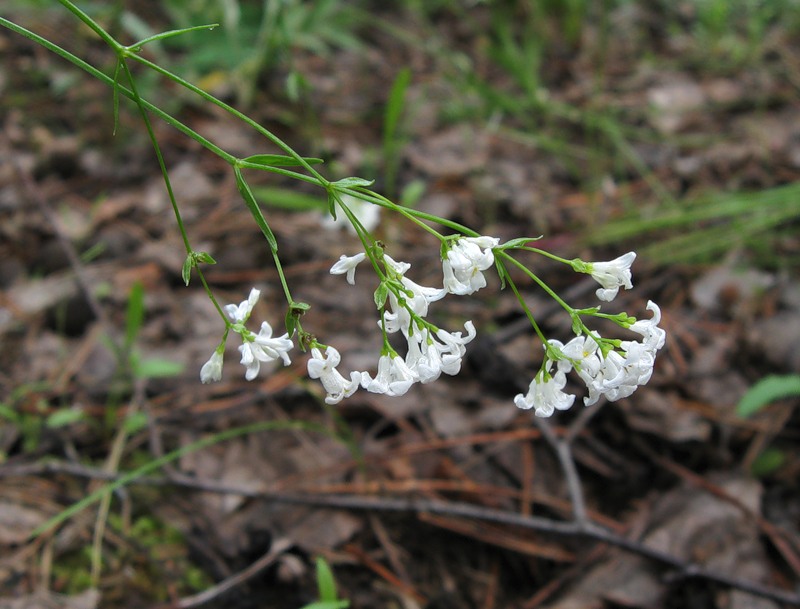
[496,257,548,346]
[517,247,574,267]
[127,55,327,185]
[31,419,337,539]
[344,188,468,239]
[497,252,571,314]
[119,60,192,254]
[0,17,234,163]
[57,0,119,49]
[272,250,294,308]
[497,251,593,338]
[196,267,227,321]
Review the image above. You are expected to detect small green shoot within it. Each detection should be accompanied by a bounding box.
[119,282,186,381]
[298,556,349,609]
[736,374,800,478]
[736,374,800,418]
[45,407,87,429]
[750,447,785,478]
[124,281,145,354]
[382,67,412,198]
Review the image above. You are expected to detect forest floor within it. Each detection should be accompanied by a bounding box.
[1,3,800,608]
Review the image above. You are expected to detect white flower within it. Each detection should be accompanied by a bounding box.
[560,335,603,404]
[588,252,636,302]
[307,346,362,404]
[330,253,366,285]
[361,354,417,396]
[383,255,412,276]
[434,321,476,367]
[514,369,575,417]
[382,273,446,336]
[238,322,293,381]
[404,321,476,384]
[516,300,665,415]
[254,321,293,365]
[442,236,499,295]
[629,300,666,350]
[405,333,445,383]
[602,343,653,401]
[323,194,381,234]
[200,350,224,384]
[599,303,666,400]
[224,287,260,323]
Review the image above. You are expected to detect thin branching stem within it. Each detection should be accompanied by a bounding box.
[4,461,798,606]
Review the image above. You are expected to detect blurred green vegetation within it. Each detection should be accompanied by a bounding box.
[5,0,800,266]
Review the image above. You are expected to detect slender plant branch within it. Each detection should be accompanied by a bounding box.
[531,417,588,525]
[3,460,798,606]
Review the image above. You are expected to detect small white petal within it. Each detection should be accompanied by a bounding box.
[330,253,367,285]
[442,237,498,295]
[515,370,575,417]
[224,288,261,323]
[362,354,417,396]
[200,350,224,384]
[307,346,360,404]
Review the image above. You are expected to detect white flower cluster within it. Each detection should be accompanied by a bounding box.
[200,242,666,420]
[311,237,497,404]
[200,288,294,383]
[442,236,497,295]
[515,300,666,417]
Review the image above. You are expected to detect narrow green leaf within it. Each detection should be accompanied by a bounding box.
[0,404,20,423]
[125,282,145,351]
[737,374,800,417]
[129,24,219,51]
[46,408,85,429]
[182,255,193,286]
[123,411,149,434]
[499,236,543,250]
[384,67,411,150]
[250,186,326,212]
[298,602,349,609]
[135,358,185,379]
[285,310,297,338]
[243,154,324,168]
[750,447,785,478]
[327,191,338,221]
[374,283,389,309]
[286,70,302,103]
[495,258,508,290]
[400,179,426,207]
[332,177,375,188]
[235,166,278,252]
[316,557,338,602]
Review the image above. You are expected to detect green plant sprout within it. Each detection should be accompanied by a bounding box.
[736,374,800,477]
[160,0,363,107]
[382,67,412,199]
[298,557,350,609]
[1,1,666,420]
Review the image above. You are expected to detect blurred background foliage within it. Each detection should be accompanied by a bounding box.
[6,0,800,269]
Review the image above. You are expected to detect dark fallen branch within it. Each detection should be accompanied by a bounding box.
[3,460,798,605]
